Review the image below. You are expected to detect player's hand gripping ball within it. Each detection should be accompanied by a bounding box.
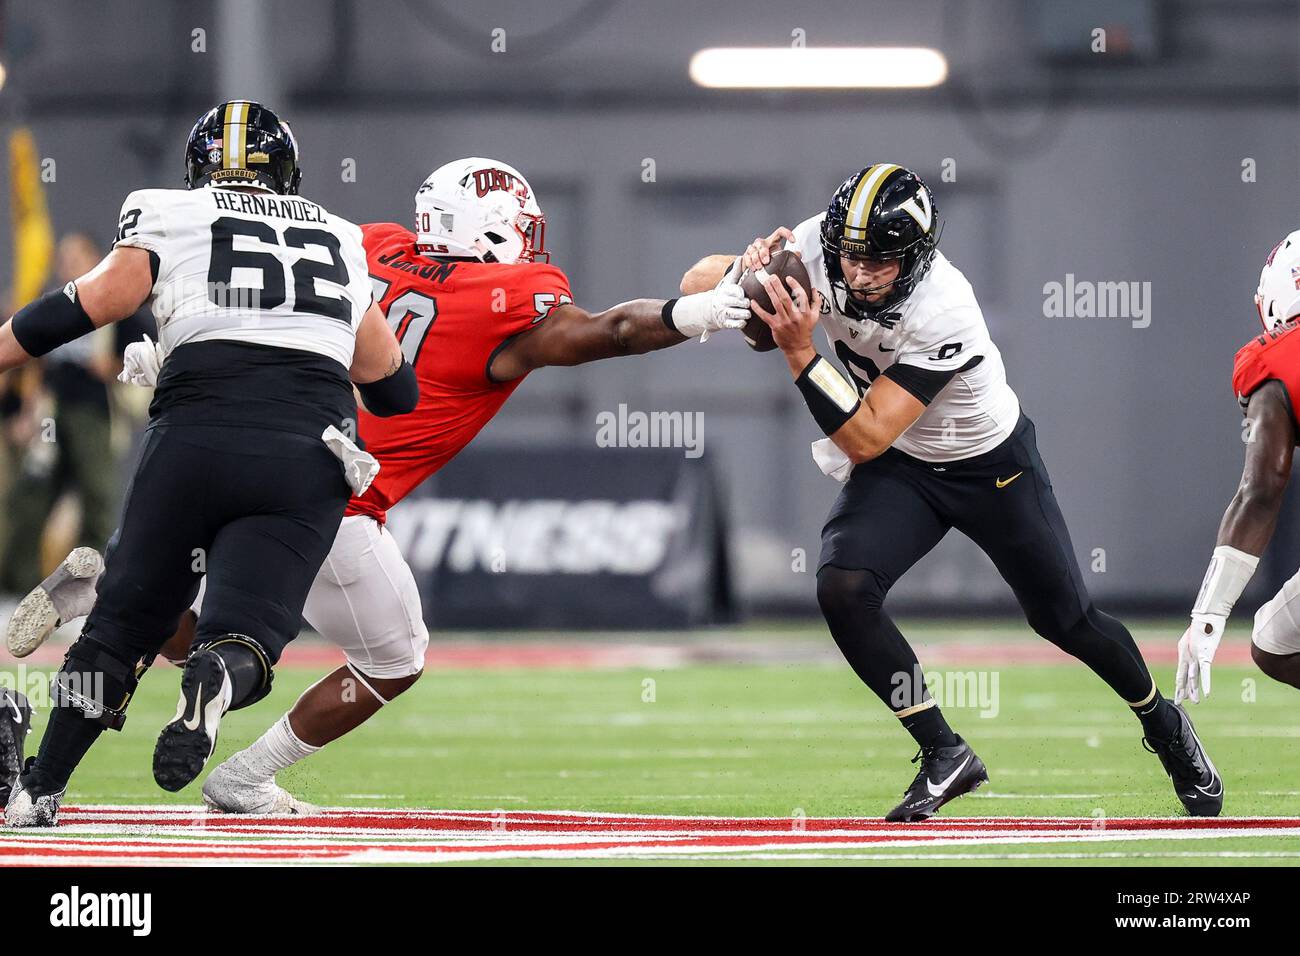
[746,251,819,353]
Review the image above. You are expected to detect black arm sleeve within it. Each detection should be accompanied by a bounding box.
[357,360,419,417]
[10,285,96,357]
[881,355,983,406]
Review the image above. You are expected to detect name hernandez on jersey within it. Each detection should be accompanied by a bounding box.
[112,185,373,370]
[787,213,1020,462]
[1233,319,1300,425]
[346,222,573,523]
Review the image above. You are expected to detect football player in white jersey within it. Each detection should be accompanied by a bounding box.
[1,101,418,827]
[683,164,1221,820]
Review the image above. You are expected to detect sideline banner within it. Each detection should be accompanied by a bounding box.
[387,446,734,629]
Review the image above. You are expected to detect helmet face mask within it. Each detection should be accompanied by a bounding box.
[820,164,940,320]
[414,158,547,265]
[518,212,548,264]
[184,101,302,195]
[836,251,906,306]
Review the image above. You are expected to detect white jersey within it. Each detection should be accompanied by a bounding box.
[789,213,1020,462]
[112,185,371,370]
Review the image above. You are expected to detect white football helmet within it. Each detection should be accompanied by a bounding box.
[413,157,547,264]
[1255,230,1300,331]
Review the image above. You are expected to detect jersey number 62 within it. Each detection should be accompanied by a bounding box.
[207,217,353,323]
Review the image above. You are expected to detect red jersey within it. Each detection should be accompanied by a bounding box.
[1233,319,1300,425]
[346,222,572,522]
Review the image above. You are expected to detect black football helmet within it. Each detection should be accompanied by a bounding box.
[184,100,301,195]
[819,164,940,319]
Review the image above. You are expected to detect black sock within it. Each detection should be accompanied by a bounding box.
[1133,693,1180,739]
[899,705,959,750]
[32,703,105,792]
[203,641,266,709]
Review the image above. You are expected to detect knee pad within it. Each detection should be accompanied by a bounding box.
[198,582,297,666]
[816,566,888,618]
[193,634,273,711]
[53,636,152,731]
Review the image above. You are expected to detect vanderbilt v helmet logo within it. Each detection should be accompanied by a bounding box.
[900,188,933,232]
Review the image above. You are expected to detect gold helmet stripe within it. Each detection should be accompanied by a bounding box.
[844,163,901,238]
[222,100,249,170]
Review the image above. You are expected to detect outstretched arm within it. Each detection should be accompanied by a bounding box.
[488,287,748,382]
[1214,381,1295,554]
[0,246,154,373]
[1177,380,1295,703]
[681,255,737,294]
[679,227,798,294]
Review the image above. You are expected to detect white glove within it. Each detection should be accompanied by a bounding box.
[668,282,750,341]
[321,425,381,496]
[1175,614,1225,704]
[118,334,164,387]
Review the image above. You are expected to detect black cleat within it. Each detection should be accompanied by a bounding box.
[885,735,989,822]
[153,649,231,793]
[1143,703,1223,817]
[0,690,33,808]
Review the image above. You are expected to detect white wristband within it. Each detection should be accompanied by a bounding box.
[1191,545,1260,619]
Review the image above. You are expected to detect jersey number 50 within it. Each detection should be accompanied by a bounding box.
[207,217,353,323]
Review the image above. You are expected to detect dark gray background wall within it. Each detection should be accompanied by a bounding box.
[2,0,1297,612]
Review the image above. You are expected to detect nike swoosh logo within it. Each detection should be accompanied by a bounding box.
[926,755,972,797]
[878,344,895,352]
[183,688,204,731]
[995,472,1024,489]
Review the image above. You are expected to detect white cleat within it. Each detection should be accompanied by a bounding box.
[5,547,105,658]
[3,773,64,828]
[202,755,319,816]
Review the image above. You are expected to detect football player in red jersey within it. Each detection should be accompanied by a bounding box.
[1175,230,1300,705]
[9,157,751,813]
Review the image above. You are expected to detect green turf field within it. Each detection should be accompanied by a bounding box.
[6,623,1299,864]
[28,650,1300,816]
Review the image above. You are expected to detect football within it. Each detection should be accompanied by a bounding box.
[739,249,813,352]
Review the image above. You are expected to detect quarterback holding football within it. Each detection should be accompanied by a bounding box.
[682,163,1223,820]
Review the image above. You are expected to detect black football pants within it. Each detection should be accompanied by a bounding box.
[30,423,349,791]
[86,423,350,664]
[816,413,1155,715]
